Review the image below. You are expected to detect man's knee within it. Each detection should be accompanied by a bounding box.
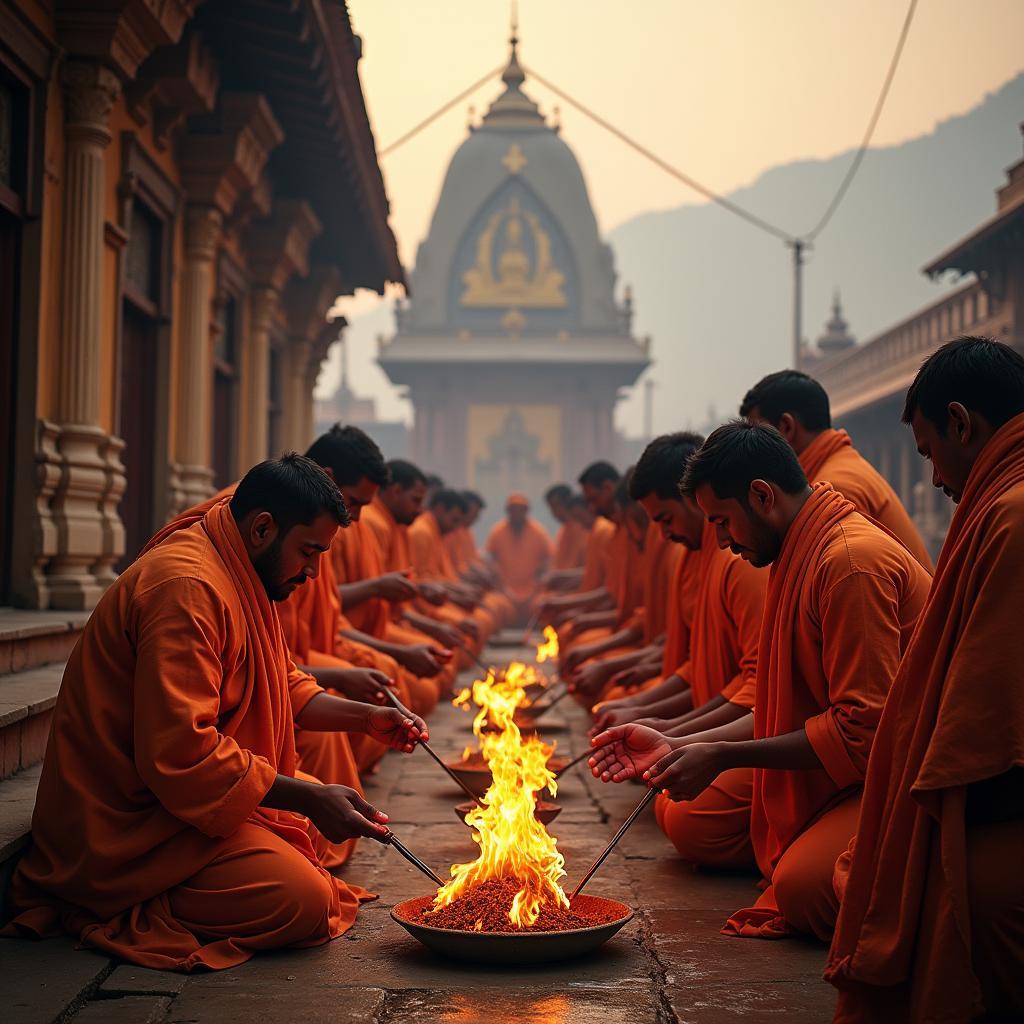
[660,799,752,868]
[772,847,840,941]
[272,859,335,943]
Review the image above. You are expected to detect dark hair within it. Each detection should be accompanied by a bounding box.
[739,370,832,432]
[425,473,444,490]
[578,461,620,487]
[386,458,427,489]
[630,432,705,500]
[305,424,388,487]
[902,336,1024,433]
[230,453,350,533]
[567,493,588,510]
[462,490,485,509]
[430,488,468,512]
[545,483,573,504]
[681,421,807,501]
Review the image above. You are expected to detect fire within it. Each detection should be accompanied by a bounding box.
[434,668,568,928]
[536,625,559,664]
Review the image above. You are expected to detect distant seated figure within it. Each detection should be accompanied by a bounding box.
[485,493,553,626]
[3,456,425,971]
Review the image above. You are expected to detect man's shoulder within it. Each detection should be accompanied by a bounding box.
[129,526,230,603]
[818,511,921,586]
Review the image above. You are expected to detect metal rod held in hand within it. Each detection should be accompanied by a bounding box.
[382,688,485,807]
[569,787,657,901]
[519,609,541,646]
[522,683,569,720]
[553,746,592,778]
[385,830,445,887]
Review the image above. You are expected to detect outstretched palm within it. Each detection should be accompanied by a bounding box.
[588,724,673,783]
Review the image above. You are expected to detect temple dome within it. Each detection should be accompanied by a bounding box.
[404,35,623,337]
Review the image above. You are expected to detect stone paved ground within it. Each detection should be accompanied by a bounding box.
[4,644,838,1023]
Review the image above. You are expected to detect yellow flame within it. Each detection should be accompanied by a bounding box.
[432,668,568,927]
[536,625,559,664]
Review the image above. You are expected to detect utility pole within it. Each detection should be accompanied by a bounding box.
[789,239,806,371]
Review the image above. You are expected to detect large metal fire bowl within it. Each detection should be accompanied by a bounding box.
[454,800,562,827]
[446,758,569,799]
[390,894,634,965]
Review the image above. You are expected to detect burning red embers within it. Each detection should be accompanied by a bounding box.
[422,877,621,933]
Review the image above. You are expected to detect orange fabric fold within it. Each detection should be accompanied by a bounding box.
[661,546,697,677]
[331,519,390,637]
[800,428,933,570]
[681,522,766,710]
[552,520,589,570]
[724,484,929,938]
[826,412,1024,1023]
[579,516,616,592]
[5,502,368,970]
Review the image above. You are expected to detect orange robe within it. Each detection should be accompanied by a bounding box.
[578,516,616,592]
[332,518,451,702]
[408,511,503,638]
[800,428,933,570]
[658,526,767,866]
[720,484,930,941]
[485,518,553,616]
[5,502,368,969]
[552,520,588,571]
[141,486,370,814]
[445,525,478,575]
[826,413,1024,1023]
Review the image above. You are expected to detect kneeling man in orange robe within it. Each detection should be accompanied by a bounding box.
[740,369,933,569]
[827,337,1024,1023]
[485,493,554,627]
[591,423,930,941]
[5,456,425,970]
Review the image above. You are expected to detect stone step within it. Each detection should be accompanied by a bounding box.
[0,662,63,780]
[0,763,41,919]
[0,607,88,676]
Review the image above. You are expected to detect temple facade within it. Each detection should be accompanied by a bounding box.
[0,1,402,608]
[378,34,649,532]
[812,122,1024,559]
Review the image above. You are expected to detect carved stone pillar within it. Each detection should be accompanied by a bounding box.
[45,62,121,609]
[173,205,223,509]
[244,286,278,466]
[285,338,313,451]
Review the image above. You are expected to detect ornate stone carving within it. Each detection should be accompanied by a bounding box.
[26,421,63,610]
[461,197,566,309]
[56,0,196,81]
[94,435,127,588]
[179,93,284,218]
[61,61,120,143]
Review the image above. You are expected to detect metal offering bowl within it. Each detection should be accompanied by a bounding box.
[445,758,568,799]
[390,894,634,965]
[454,800,562,827]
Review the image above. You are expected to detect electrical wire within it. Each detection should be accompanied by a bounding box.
[804,0,918,240]
[375,0,917,248]
[378,64,505,158]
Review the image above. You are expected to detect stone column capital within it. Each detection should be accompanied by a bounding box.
[184,205,223,261]
[249,285,279,335]
[61,61,121,142]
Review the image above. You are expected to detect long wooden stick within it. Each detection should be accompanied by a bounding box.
[382,689,485,807]
[570,787,657,900]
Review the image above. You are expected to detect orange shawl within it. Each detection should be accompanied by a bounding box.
[331,518,390,637]
[681,521,766,710]
[552,520,589,571]
[661,545,696,677]
[800,428,933,570]
[749,486,859,879]
[579,516,616,592]
[6,502,360,969]
[826,413,1024,1022]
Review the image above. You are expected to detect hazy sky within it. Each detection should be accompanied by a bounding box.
[324,0,1024,412]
